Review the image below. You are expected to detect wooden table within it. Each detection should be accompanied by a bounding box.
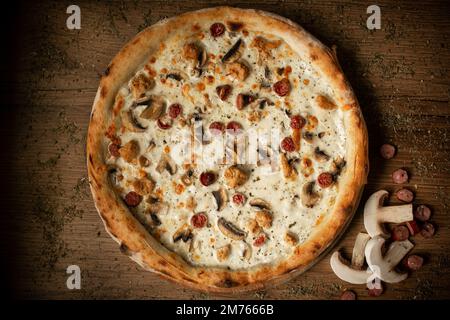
[1,0,449,299]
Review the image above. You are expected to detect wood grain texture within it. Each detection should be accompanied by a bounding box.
[0,0,449,300]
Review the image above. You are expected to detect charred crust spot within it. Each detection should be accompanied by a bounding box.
[88,154,94,165]
[182,276,196,283]
[217,278,238,288]
[310,54,318,61]
[159,269,171,277]
[227,21,243,31]
[100,86,107,98]
[158,260,168,267]
[314,243,322,250]
[343,205,353,215]
[104,65,111,76]
[119,243,132,256]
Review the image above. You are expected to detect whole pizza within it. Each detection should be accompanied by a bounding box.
[87,6,368,291]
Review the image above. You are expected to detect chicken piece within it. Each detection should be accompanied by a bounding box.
[119,140,140,163]
[280,153,297,180]
[130,73,154,99]
[285,232,298,246]
[216,244,231,262]
[247,219,262,235]
[183,43,199,61]
[255,210,273,229]
[224,165,249,188]
[132,177,155,196]
[227,62,249,81]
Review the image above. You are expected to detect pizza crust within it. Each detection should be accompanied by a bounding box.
[87,6,368,292]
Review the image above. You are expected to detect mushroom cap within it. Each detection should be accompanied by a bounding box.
[364,190,389,237]
[364,190,413,238]
[330,251,372,284]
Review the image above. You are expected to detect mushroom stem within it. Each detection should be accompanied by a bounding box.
[351,232,371,269]
[378,204,413,223]
[330,252,372,284]
[365,236,414,283]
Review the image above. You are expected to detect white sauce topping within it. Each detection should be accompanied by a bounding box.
[105,24,346,270]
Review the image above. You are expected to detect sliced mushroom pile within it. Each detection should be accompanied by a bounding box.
[330,190,428,297]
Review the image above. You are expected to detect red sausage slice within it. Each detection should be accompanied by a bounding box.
[406,220,421,236]
[108,143,120,157]
[392,168,409,184]
[124,191,142,207]
[340,290,356,300]
[210,23,225,37]
[380,144,396,159]
[191,213,208,228]
[199,171,216,186]
[420,222,435,238]
[317,172,334,188]
[406,255,424,271]
[273,78,291,96]
[367,279,384,297]
[391,225,410,241]
[396,188,414,203]
[414,205,431,222]
[281,137,295,152]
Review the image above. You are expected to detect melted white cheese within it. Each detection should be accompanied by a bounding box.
[105,25,346,270]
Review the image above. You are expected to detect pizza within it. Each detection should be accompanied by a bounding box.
[87,6,368,291]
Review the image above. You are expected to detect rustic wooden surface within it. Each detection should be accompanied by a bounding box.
[1,0,449,300]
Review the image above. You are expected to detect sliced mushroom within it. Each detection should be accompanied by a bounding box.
[134,95,151,105]
[140,96,166,120]
[121,110,146,132]
[365,236,414,283]
[107,166,122,187]
[138,155,150,167]
[146,199,169,216]
[330,251,372,284]
[173,225,193,243]
[147,140,156,152]
[222,38,242,63]
[197,47,208,69]
[242,243,252,260]
[249,198,271,211]
[301,181,320,208]
[184,42,208,77]
[218,217,246,240]
[314,147,330,163]
[331,156,346,176]
[155,154,177,175]
[165,70,189,82]
[302,131,315,144]
[352,232,371,269]
[181,169,194,186]
[212,187,228,211]
[248,97,273,110]
[149,213,161,226]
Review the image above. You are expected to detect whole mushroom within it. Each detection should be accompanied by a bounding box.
[364,190,413,238]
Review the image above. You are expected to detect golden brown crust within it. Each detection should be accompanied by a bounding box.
[87,6,368,292]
